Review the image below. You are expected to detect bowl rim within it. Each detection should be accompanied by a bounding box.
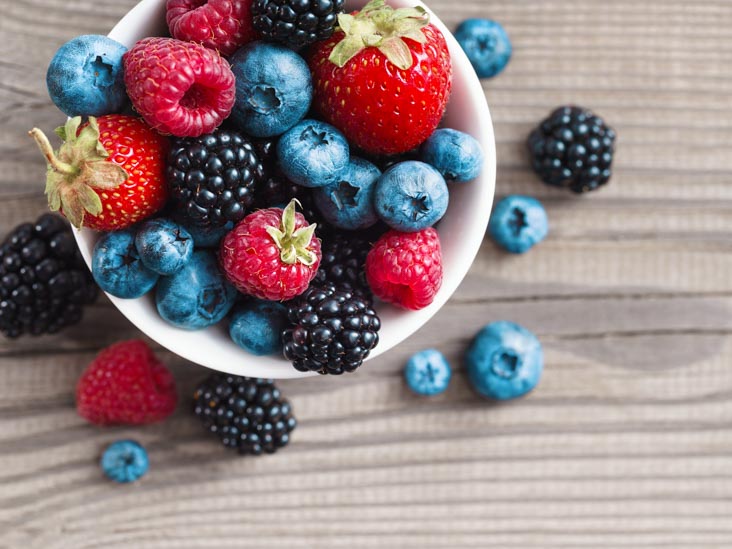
[72,0,496,379]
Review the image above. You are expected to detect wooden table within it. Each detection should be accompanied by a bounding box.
[2,0,731,547]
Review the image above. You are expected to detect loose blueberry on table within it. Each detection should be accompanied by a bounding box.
[488,195,549,254]
[405,349,452,396]
[465,321,544,401]
[101,440,149,483]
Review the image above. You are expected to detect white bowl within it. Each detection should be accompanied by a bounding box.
[73,0,496,379]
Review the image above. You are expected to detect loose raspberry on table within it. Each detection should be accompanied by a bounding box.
[123,37,235,137]
[365,227,443,311]
[76,340,178,426]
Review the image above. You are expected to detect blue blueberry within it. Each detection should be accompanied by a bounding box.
[314,157,380,230]
[92,229,159,299]
[134,218,194,276]
[100,440,149,483]
[229,300,288,355]
[488,195,548,254]
[277,120,350,188]
[156,250,237,330]
[454,19,512,79]
[46,34,128,117]
[174,216,233,249]
[465,321,543,400]
[230,42,313,138]
[374,161,449,232]
[404,349,452,396]
[420,129,484,183]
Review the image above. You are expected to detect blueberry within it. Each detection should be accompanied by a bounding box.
[100,440,149,483]
[488,195,548,254]
[173,216,233,249]
[156,250,237,330]
[420,129,484,183]
[455,19,512,79]
[374,161,449,232]
[229,300,288,355]
[465,321,543,400]
[92,229,159,299]
[134,218,194,275]
[46,35,128,117]
[314,157,380,230]
[230,42,313,138]
[277,120,350,188]
[404,349,452,396]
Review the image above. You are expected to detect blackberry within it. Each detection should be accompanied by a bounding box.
[193,375,296,456]
[0,214,98,338]
[167,129,265,229]
[527,106,616,193]
[312,229,381,293]
[255,174,328,232]
[253,0,345,49]
[283,282,381,375]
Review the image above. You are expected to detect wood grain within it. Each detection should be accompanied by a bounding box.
[2,0,732,547]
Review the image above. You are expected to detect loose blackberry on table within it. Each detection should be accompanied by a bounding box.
[193,375,296,455]
[253,0,346,49]
[167,129,265,229]
[283,282,381,375]
[527,105,616,194]
[0,214,97,338]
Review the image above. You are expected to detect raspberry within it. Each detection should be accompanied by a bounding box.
[219,200,321,301]
[365,228,442,310]
[76,340,178,426]
[123,37,235,137]
[166,0,258,56]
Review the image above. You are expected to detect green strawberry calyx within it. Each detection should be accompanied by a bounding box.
[29,116,128,229]
[266,199,319,266]
[329,0,429,70]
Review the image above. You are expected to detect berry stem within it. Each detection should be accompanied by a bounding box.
[266,199,318,266]
[28,128,76,176]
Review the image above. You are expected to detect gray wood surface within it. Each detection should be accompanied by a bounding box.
[2,0,732,547]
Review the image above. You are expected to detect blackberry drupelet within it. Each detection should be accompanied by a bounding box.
[312,230,379,293]
[167,129,265,228]
[253,0,345,49]
[251,137,278,177]
[0,214,98,338]
[283,282,381,375]
[193,375,296,455]
[527,106,616,193]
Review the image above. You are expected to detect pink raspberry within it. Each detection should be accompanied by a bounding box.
[123,37,235,137]
[166,0,258,56]
[365,228,443,310]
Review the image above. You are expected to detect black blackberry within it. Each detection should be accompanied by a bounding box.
[253,0,345,49]
[193,375,296,456]
[251,137,278,177]
[0,214,98,338]
[167,129,265,228]
[312,230,380,293]
[283,282,381,375]
[255,173,328,232]
[527,106,616,193]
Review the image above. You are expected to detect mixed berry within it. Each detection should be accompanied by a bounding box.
[31,0,488,377]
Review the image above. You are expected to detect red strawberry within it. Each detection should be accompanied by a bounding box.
[123,37,236,137]
[166,0,258,56]
[29,115,168,231]
[76,340,177,426]
[308,0,452,156]
[220,199,321,301]
[365,227,442,310]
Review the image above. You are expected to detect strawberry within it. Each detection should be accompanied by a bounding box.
[220,199,322,301]
[29,115,169,231]
[76,339,178,426]
[308,0,452,156]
